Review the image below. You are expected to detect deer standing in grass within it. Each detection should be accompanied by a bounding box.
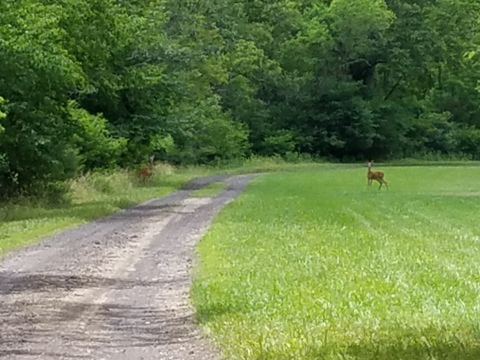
[367,161,388,190]
[138,155,155,183]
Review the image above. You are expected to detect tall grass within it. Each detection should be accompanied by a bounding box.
[192,166,480,360]
[0,163,185,255]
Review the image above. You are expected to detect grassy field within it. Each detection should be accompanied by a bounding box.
[0,156,320,256]
[192,165,480,360]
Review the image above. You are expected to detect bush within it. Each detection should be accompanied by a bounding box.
[262,130,296,157]
[168,96,250,164]
[452,126,480,160]
[69,101,127,171]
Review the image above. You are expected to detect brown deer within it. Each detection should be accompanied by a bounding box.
[367,161,388,190]
[137,155,155,183]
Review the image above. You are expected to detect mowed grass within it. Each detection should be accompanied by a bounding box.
[192,166,480,360]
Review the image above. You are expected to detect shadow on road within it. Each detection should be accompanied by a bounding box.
[0,272,197,358]
[0,272,179,295]
[0,300,195,352]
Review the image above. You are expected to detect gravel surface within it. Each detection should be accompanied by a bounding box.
[0,174,257,360]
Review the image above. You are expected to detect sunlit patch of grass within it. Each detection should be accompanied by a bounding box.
[191,182,226,198]
[192,166,480,360]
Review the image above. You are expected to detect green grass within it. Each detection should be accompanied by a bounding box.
[0,156,322,257]
[191,182,226,197]
[192,165,480,360]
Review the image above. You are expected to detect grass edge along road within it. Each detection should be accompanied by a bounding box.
[192,165,480,360]
[0,157,323,257]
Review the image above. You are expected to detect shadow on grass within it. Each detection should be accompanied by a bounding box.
[0,271,198,358]
[195,303,480,360]
[305,335,480,360]
[194,301,243,325]
[254,342,480,360]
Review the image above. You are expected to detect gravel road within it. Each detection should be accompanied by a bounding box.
[0,174,257,360]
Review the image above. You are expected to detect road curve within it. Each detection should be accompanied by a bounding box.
[0,174,257,360]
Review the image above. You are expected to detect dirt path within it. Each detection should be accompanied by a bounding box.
[0,174,257,360]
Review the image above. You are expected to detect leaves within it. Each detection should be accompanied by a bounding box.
[2,0,480,197]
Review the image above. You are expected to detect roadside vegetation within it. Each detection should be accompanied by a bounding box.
[0,156,319,256]
[192,165,480,360]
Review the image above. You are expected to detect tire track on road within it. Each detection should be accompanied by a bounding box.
[0,174,258,360]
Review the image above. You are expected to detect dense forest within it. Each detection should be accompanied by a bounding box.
[1,0,480,196]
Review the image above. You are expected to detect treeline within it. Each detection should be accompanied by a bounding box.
[1,0,480,197]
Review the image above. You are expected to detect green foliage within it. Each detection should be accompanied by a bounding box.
[406,111,455,155]
[327,0,395,64]
[167,96,250,164]
[2,0,480,196]
[452,126,480,159]
[68,101,127,171]
[262,130,296,157]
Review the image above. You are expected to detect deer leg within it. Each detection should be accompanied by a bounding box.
[378,178,389,190]
[383,179,388,190]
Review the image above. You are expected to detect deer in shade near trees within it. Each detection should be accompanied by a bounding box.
[138,155,155,183]
[367,161,388,190]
